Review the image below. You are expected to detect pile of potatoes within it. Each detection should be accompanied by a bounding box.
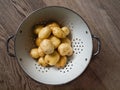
[30,22,73,68]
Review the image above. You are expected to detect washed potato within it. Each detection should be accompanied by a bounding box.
[35,38,42,47]
[38,46,45,57]
[61,26,70,36]
[52,27,66,38]
[30,22,73,68]
[45,51,60,65]
[30,48,39,59]
[55,56,67,68]
[38,57,48,67]
[34,25,43,35]
[58,43,73,56]
[38,26,51,39]
[61,38,71,45]
[49,35,61,48]
[40,39,54,54]
[47,22,60,29]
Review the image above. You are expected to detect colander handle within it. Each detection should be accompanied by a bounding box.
[92,35,101,56]
[6,35,15,57]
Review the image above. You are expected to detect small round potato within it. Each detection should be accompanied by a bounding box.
[47,22,60,29]
[45,51,60,65]
[40,39,54,54]
[30,48,40,59]
[58,43,73,56]
[35,38,42,47]
[38,46,45,57]
[55,56,67,68]
[52,27,66,38]
[61,26,70,36]
[38,26,51,39]
[61,38,71,45]
[38,57,48,67]
[49,35,61,48]
[31,22,73,68]
[34,25,43,35]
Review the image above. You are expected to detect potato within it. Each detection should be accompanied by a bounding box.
[30,48,39,59]
[58,43,73,56]
[38,46,45,57]
[55,56,67,68]
[40,39,54,54]
[34,25,43,35]
[45,51,60,65]
[38,57,48,67]
[52,27,66,38]
[61,26,70,36]
[49,35,61,48]
[31,22,73,68]
[47,22,60,29]
[35,38,42,47]
[38,26,51,39]
[61,38,71,45]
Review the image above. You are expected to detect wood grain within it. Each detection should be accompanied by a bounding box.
[0,0,120,90]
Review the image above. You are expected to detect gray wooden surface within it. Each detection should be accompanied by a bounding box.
[0,0,120,90]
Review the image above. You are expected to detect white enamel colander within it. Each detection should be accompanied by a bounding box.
[7,6,101,85]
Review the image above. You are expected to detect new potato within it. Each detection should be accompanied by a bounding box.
[55,56,67,68]
[45,51,60,65]
[38,26,51,39]
[35,38,42,47]
[40,39,54,54]
[34,25,43,35]
[58,43,73,56]
[30,48,40,59]
[49,35,61,48]
[38,57,48,67]
[30,22,73,68]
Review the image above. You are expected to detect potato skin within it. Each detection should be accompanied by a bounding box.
[58,43,73,56]
[55,56,67,68]
[44,51,60,65]
[30,48,40,59]
[38,46,45,57]
[52,27,66,38]
[38,57,48,67]
[35,38,42,47]
[61,38,71,45]
[38,26,51,39]
[47,22,60,29]
[34,25,43,35]
[61,26,70,36]
[49,35,61,48]
[40,39,54,54]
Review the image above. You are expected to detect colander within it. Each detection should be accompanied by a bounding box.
[7,6,101,85]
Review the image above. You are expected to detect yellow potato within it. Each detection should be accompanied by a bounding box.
[52,27,66,38]
[38,46,45,57]
[47,22,60,29]
[40,39,54,54]
[49,35,61,48]
[58,43,73,56]
[31,22,73,68]
[38,57,48,67]
[35,38,42,47]
[61,38,71,45]
[34,25,43,35]
[30,48,39,59]
[61,26,70,36]
[55,56,67,68]
[44,51,60,65]
[38,26,51,39]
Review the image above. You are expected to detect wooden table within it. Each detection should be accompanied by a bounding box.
[0,0,120,90]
